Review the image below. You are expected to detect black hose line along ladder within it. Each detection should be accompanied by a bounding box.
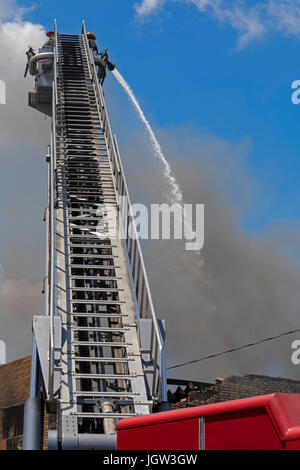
[23,21,168,450]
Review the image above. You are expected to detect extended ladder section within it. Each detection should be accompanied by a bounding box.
[26,21,167,450]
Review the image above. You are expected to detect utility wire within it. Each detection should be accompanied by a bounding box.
[167,326,300,371]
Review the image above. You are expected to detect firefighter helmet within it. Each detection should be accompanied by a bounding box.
[87,32,96,40]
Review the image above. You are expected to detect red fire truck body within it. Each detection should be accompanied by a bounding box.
[117,393,300,450]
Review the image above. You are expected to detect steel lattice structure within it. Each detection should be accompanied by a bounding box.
[23,21,167,450]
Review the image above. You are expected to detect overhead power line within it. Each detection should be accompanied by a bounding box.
[167,326,300,371]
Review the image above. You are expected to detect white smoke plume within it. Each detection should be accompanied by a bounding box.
[0,1,48,361]
[0,1,47,145]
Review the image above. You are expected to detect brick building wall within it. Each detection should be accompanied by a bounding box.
[0,356,31,449]
[203,374,300,403]
[171,373,300,408]
[0,356,31,409]
[0,356,49,450]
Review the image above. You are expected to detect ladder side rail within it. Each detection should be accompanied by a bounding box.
[81,25,120,207]
[45,153,50,318]
[48,81,58,399]
[54,19,58,106]
[81,21,166,402]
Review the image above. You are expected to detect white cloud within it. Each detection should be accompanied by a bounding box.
[0,0,21,21]
[266,0,300,36]
[0,2,48,146]
[135,0,300,48]
[0,0,34,23]
[135,0,166,17]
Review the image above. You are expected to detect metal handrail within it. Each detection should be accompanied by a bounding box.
[48,84,56,399]
[81,21,166,402]
[54,19,58,106]
[48,20,59,399]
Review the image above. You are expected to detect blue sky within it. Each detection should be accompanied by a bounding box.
[20,0,300,232]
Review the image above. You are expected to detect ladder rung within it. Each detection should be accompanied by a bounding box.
[68,234,115,238]
[69,201,117,205]
[62,130,104,135]
[74,357,132,363]
[69,242,114,246]
[70,313,128,318]
[68,248,117,252]
[70,288,122,292]
[67,192,115,196]
[69,219,114,225]
[69,265,119,270]
[68,212,114,217]
[66,178,112,183]
[75,373,136,380]
[65,156,109,160]
[74,391,139,398]
[68,244,116,249]
[71,300,124,304]
[67,185,114,192]
[72,326,127,333]
[65,161,109,164]
[69,254,118,259]
[66,174,108,178]
[70,276,121,281]
[63,123,101,127]
[76,412,138,419]
[65,157,109,161]
[67,183,114,188]
[73,341,130,347]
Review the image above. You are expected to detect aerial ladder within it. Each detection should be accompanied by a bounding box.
[23,21,168,450]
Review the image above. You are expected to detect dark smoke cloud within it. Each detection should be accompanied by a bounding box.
[116,124,300,383]
[0,264,43,360]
